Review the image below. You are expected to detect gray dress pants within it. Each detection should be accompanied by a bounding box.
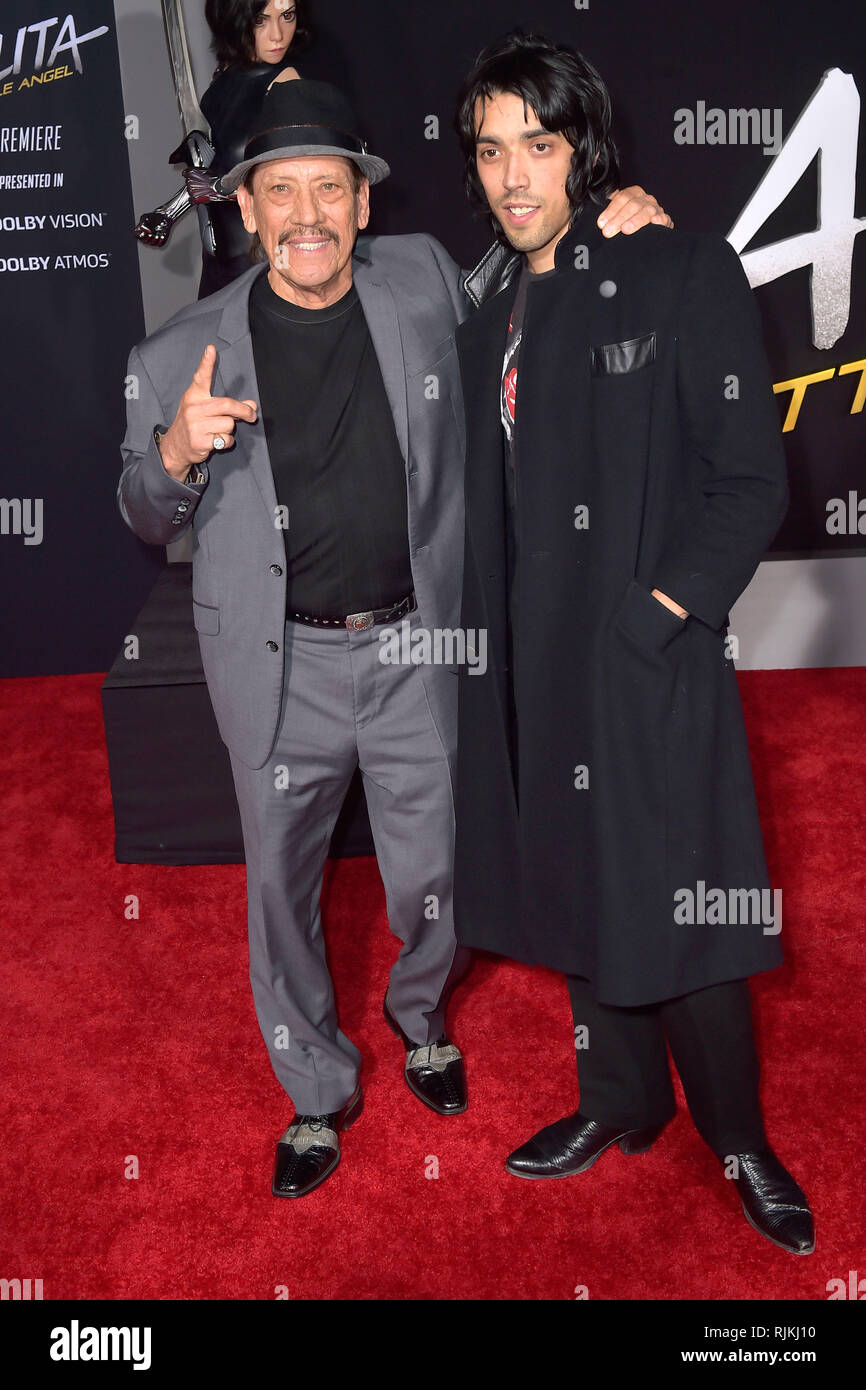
[228,609,469,1115]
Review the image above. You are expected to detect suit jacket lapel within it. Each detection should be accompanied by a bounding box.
[214,264,278,523]
[352,257,410,465]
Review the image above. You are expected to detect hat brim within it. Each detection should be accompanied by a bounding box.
[220,146,390,193]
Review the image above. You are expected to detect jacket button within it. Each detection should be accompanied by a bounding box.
[266,640,279,652]
[270,564,283,576]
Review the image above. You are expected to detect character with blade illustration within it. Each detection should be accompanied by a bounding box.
[135,0,311,297]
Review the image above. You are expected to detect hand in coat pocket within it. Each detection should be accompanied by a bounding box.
[613,578,687,659]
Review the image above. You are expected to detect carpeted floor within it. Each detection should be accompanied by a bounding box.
[0,668,862,1300]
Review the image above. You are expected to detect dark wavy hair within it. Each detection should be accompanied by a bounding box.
[454,30,620,245]
[205,0,313,69]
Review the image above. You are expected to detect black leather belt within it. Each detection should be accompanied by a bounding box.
[288,591,417,632]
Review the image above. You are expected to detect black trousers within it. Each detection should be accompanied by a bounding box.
[566,975,768,1157]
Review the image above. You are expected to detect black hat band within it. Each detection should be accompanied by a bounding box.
[244,123,367,162]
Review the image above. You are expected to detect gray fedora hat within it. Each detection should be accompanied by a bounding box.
[220,79,390,192]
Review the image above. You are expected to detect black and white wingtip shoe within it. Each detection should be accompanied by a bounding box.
[272,1085,363,1198]
[383,993,467,1115]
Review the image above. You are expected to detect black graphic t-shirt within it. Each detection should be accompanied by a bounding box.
[501,266,529,457]
[500,260,557,469]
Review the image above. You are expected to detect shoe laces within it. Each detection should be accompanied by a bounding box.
[296,1113,335,1132]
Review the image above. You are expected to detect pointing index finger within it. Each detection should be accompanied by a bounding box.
[190,344,217,395]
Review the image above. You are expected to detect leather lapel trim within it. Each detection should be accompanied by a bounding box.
[463,239,521,309]
[456,270,519,406]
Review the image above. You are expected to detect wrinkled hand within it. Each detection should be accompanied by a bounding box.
[135,210,173,247]
[158,344,258,480]
[597,185,673,237]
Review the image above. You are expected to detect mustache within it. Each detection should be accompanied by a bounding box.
[277,227,337,244]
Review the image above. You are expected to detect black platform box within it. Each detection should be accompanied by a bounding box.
[101,563,373,864]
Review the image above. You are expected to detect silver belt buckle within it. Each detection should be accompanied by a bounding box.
[346,610,375,632]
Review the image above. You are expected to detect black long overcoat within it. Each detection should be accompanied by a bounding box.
[453,202,789,1005]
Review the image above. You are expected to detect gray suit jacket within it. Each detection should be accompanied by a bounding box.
[118,233,469,771]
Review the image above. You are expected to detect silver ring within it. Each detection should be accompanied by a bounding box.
[212,434,226,451]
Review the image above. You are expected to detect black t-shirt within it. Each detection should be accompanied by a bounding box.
[500,262,529,467]
[248,269,413,617]
[501,259,557,476]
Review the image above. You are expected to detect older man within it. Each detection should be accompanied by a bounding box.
[118,79,668,1198]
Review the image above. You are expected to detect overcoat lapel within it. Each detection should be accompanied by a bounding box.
[455,276,519,589]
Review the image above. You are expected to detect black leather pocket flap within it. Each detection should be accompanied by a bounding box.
[591,331,656,376]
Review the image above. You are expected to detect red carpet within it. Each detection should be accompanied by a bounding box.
[0,668,863,1300]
